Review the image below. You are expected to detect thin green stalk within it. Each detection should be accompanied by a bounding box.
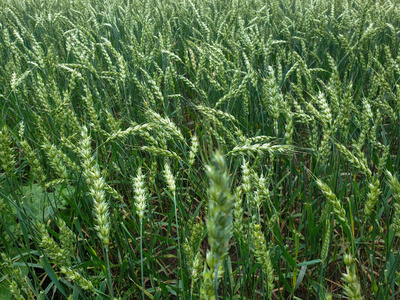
[140,220,144,300]
[105,246,114,298]
[173,192,182,297]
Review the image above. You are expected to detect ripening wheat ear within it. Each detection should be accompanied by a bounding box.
[19,139,46,186]
[133,167,147,300]
[335,142,372,179]
[315,178,347,226]
[200,152,234,300]
[262,66,282,134]
[251,223,274,298]
[79,126,114,296]
[79,127,110,246]
[233,186,244,237]
[163,161,183,294]
[134,167,147,220]
[364,178,381,216]
[0,126,17,176]
[342,253,362,300]
[42,143,68,181]
[386,171,400,237]
[188,133,199,167]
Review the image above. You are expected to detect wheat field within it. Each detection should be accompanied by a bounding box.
[1,0,400,299]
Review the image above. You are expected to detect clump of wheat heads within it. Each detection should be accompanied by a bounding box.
[200,152,234,300]
[38,221,95,293]
[1,252,34,299]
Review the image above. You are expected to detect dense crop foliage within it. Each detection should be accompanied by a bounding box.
[1,0,400,298]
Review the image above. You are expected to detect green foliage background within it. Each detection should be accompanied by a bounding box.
[1,0,400,298]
